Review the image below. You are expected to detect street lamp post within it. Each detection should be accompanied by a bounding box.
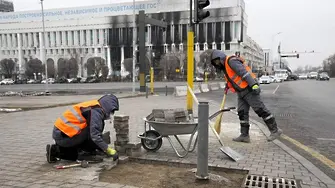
[40,0,48,93]
[132,0,136,95]
[271,32,282,67]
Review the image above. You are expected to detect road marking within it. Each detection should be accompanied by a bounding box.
[281,134,335,170]
[317,138,335,141]
[273,85,280,94]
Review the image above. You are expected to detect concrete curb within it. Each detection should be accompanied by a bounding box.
[245,114,335,186]
[0,93,146,112]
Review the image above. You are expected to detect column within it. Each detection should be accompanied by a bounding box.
[68,31,73,46]
[120,46,125,77]
[45,32,49,48]
[17,33,24,74]
[39,32,45,63]
[107,47,112,75]
[94,48,98,56]
[50,32,55,47]
[56,31,61,47]
[62,31,66,46]
[7,34,11,48]
[99,29,104,46]
[91,29,96,46]
[74,31,78,46]
[80,30,84,46]
[86,30,91,46]
[231,21,236,42]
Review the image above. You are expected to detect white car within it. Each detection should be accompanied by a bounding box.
[298,74,308,80]
[258,76,271,84]
[270,75,282,83]
[0,79,15,85]
[41,78,55,84]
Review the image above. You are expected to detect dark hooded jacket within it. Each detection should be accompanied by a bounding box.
[211,50,257,92]
[53,94,119,151]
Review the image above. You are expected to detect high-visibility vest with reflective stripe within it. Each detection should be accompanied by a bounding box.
[54,100,101,138]
[224,56,256,92]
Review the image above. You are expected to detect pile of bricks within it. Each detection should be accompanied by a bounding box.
[152,108,189,123]
[113,115,142,157]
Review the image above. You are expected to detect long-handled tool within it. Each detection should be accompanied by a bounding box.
[187,85,243,162]
[213,85,229,134]
[56,160,89,169]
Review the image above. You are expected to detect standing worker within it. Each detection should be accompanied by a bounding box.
[210,50,282,143]
[46,94,119,163]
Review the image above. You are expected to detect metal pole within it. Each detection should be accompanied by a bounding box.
[187,0,194,114]
[41,0,48,93]
[132,0,136,95]
[196,101,209,180]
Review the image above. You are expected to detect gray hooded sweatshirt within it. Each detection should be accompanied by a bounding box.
[211,50,257,92]
[53,94,119,151]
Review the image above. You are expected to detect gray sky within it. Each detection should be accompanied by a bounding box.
[11,0,335,70]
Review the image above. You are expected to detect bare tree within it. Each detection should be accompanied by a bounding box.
[123,56,150,78]
[85,57,108,78]
[0,59,15,78]
[66,58,79,78]
[159,53,180,81]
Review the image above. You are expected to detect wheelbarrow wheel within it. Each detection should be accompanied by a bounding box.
[141,130,162,152]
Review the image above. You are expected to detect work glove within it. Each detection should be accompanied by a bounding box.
[252,84,261,95]
[106,147,119,161]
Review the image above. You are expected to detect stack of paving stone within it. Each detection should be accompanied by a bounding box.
[113,115,142,157]
[152,108,189,123]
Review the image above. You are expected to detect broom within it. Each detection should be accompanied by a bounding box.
[213,86,229,134]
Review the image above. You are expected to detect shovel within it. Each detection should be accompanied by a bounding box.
[187,85,244,162]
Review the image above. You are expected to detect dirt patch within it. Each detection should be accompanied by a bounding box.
[99,162,246,188]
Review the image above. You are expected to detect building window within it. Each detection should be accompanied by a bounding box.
[225,43,230,50]
[98,48,101,53]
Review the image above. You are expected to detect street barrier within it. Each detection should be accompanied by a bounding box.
[193,84,201,94]
[219,82,226,89]
[209,83,220,91]
[200,84,210,93]
[174,86,188,97]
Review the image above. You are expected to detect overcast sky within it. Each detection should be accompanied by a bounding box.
[11,0,335,70]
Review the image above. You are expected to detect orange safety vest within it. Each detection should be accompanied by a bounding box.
[54,100,101,138]
[224,56,256,93]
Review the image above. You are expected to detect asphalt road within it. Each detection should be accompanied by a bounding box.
[199,79,335,179]
[0,82,186,94]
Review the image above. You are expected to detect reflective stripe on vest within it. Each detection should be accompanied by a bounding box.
[54,100,101,138]
[224,56,256,91]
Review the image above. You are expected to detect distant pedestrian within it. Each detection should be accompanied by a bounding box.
[46,94,119,163]
[210,50,282,143]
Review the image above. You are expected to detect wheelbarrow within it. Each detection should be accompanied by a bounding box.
[137,108,235,158]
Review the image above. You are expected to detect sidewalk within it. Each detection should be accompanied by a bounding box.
[0,94,333,188]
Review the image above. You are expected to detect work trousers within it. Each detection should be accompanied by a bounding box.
[237,90,272,123]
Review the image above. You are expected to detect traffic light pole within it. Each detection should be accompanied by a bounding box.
[187,0,194,114]
[138,11,167,92]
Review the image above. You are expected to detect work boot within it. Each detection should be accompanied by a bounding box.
[233,124,251,143]
[77,151,104,163]
[264,116,283,142]
[46,144,58,163]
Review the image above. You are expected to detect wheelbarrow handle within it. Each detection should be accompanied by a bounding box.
[209,107,236,120]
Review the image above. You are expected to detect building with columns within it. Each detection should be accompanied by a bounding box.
[242,36,264,75]
[0,0,13,12]
[0,0,260,79]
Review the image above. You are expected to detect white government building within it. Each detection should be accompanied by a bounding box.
[0,0,264,79]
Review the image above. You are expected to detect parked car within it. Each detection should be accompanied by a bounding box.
[258,76,271,84]
[15,78,28,84]
[298,74,308,80]
[27,79,37,84]
[0,79,15,85]
[317,72,330,81]
[308,72,318,79]
[41,78,55,84]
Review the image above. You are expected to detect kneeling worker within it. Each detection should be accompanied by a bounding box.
[210,50,282,143]
[46,94,119,163]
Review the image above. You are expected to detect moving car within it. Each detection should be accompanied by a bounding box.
[41,78,55,84]
[317,72,330,81]
[0,79,15,85]
[298,74,308,80]
[269,75,282,83]
[308,72,318,79]
[259,75,271,84]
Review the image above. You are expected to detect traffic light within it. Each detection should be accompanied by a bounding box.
[194,0,210,24]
